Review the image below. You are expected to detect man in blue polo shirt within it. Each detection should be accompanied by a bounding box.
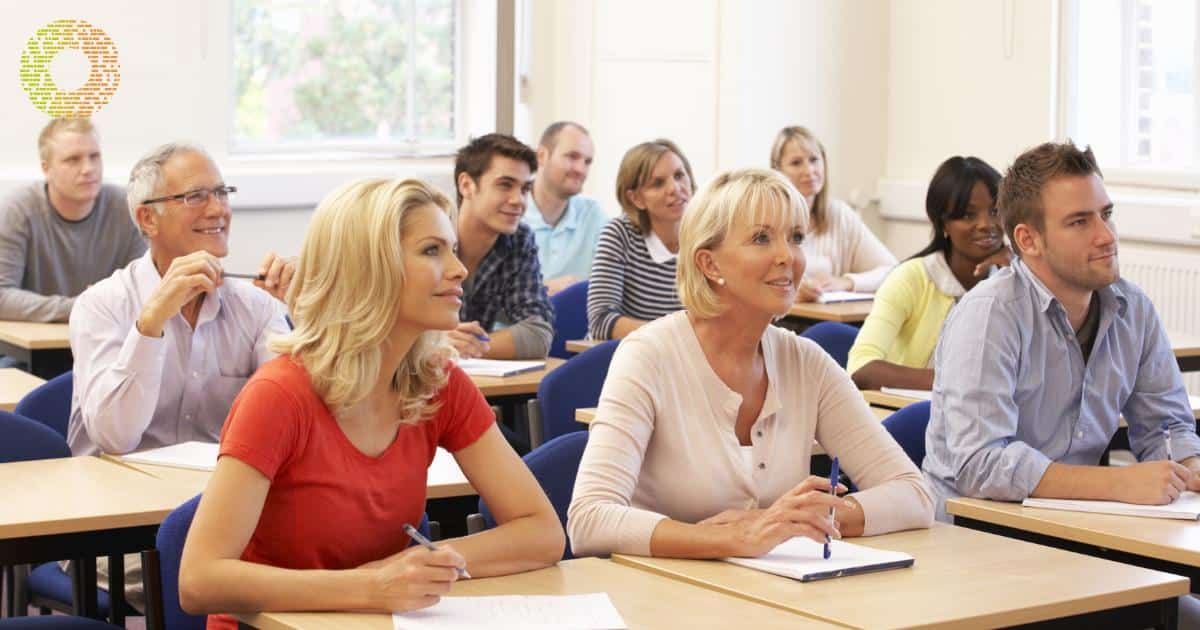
[523,121,608,295]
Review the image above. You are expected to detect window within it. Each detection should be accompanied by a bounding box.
[231,0,457,156]
[1061,0,1200,186]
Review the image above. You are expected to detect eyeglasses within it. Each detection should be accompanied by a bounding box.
[143,185,237,207]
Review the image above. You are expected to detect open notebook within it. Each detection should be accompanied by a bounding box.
[120,441,219,471]
[816,291,874,304]
[456,359,545,378]
[880,387,933,401]
[1023,492,1200,520]
[725,537,914,582]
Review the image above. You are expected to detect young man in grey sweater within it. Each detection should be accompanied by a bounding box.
[0,118,145,322]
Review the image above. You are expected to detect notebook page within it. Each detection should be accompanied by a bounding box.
[1023,491,1200,520]
[725,537,913,581]
[393,594,626,630]
[816,291,874,304]
[121,441,219,471]
[880,387,933,401]
[456,359,545,377]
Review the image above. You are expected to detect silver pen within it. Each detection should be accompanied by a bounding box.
[402,523,470,578]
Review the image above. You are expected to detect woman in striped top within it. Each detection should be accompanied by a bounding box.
[770,126,897,302]
[587,139,695,340]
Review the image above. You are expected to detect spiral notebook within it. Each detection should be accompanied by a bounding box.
[1022,492,1200,520]
[725,537,914,582]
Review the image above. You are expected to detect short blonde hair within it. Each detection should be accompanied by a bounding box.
[269,178,456,423]
[614,139,696,235]
[678,169,809,319]
[769,126,829,234]
[38,118,96,163]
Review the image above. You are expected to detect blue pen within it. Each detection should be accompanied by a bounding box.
[475,333,491,342]
[824,457,839,560]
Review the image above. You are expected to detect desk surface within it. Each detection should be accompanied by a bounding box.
[0,456,202,539]
[236,557,838,629]
[786,300,873,324]
[614,523,1187,629]
[948,497,1200,568]
[0,368,45,412]
[468,358,564,398]
[0,320,71,350]
[860,389,923,410]
[1172,330,1200,359]
[564,339,600,354]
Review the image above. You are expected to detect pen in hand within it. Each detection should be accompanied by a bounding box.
[221,272,266,281]
[824,456,839,560]
[402,523,470,578]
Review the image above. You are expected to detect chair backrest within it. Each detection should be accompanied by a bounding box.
[0,410,70,463]
[537,339,619,441]
[479,431,588,560]
[799,322,859,368]
[154,494,205,630]
[548,280,589,359]
[14,370,73,438]
[882,401,932,468]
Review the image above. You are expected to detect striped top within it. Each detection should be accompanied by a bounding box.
[587,216,683,339]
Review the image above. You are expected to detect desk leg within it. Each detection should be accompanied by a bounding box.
[27,348,72,381]
[1180,356,1200,373]
[108,553,125,626]
[70,557,99,618]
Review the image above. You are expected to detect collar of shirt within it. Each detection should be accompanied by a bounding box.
[1013,257,1128,321]
[133,251,225,327]
[644,230,677,264]
[921,250,968,298]
[525,195,582,235]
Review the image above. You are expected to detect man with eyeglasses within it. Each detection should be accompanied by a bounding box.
[0,118,145,322]
[62,142,293,611]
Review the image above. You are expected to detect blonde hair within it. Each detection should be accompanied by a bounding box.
[678,169,809,319]
[614,138,696,235]
[769,126,829,234]
[38,118,96,163]
[269,178,455,423]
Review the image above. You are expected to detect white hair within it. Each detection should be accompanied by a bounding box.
[126,142,214,230]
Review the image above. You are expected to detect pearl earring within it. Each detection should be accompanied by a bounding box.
[716,277,726,286]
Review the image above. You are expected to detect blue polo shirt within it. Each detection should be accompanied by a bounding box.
[522,194,609,281]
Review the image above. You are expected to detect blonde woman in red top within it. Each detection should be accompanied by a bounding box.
[180,178,563,628]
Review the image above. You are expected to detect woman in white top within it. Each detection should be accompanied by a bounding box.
[770,126,897,302]
[567,169,933,559]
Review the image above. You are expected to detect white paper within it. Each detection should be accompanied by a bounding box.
[121,441,219,471]
[428,448,468,487]
[816,291,874,304]
[879,387,933,401]
[393,594,626,630]
[456,359,545,378]
[725,537,913,582]
[1189,395,1199,413]
[1023,491,1200,520]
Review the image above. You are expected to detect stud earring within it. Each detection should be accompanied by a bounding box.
[716,277,726,286]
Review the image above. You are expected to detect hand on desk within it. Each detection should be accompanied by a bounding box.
[1114,460,1195,504]
[362,543,466,612]
[795,276,853,303]
[725,475,853,557]
[253,252,296,303]
[448,321,491,358]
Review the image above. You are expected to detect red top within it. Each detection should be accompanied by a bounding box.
[206,355,493,629]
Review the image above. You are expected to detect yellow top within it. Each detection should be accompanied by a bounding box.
[847,253,965,375]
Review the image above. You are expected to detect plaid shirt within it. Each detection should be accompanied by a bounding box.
[461,223,554,331]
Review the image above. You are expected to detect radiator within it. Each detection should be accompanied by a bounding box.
[1120,249,1200,392]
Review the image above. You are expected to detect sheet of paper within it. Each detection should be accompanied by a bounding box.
[880,387,933,401]
[1023,491,1200,520]
[1190,395,1199,413]
[725,537,913,582]
[456,359,545,378]
[120,441,219,471]
[393,594,626,630]
[816,291,874,304]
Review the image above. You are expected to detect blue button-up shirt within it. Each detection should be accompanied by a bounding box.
[922,259,1200,521]
[522,194,608,281]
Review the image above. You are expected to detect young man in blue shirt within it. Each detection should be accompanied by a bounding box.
[923,141,1200,521]
[523,121,608,295]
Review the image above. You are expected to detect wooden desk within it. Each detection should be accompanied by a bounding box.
[785,300,873,326]
[0,320,72,379]
[236,557,838,629]
[614,523,1185,629]
[1171,330,1200,372]
[564,339,600,354]
[950,496,1200,593]
[0,367,45,412]
[0,456,202,620]
[860,389,924,410]
[468,358,563,398]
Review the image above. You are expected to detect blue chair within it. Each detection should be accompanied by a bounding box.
[474,431,588,560]
[799,322,859,368]
[882,401,931,467]
[14,370,73,438]
[548,280,589,359]
[0,617,117,628]
[532,340,618,445]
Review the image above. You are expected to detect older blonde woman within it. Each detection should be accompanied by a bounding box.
[586,138,694,340]
[180,179,563,627]
[567,169,932,559]
[770,126,896,302]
